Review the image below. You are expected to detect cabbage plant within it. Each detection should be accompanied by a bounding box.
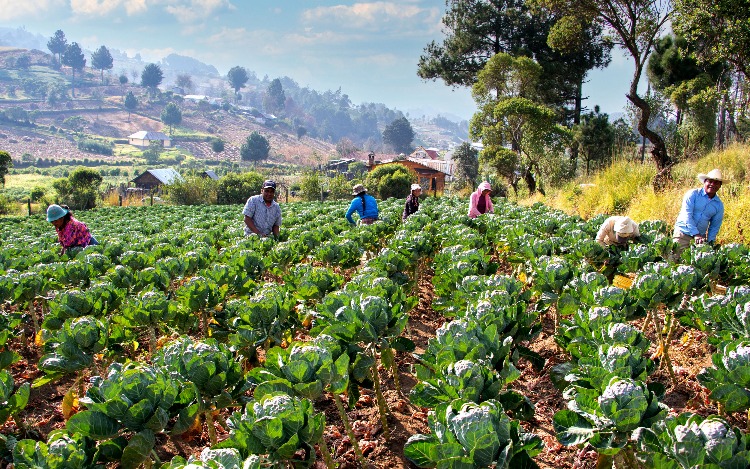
[698,340,750,419]
[162,448,266,469]
[215,392,325,468]
[13,430,96,469]
[633,413,750,468]
[404,399,542,468]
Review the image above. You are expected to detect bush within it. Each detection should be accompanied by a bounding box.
[216,171,264,204]
[77,138,113,156]
[327,173,351,200]
[0,194,15,215]
[299,171,323,202]
[364,163,416,199]
[52,167,103,209]
[166,176,218,205]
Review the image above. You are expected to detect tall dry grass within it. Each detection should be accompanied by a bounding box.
[544,143,750,245]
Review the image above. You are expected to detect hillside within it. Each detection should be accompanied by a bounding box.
[0,45,467,168]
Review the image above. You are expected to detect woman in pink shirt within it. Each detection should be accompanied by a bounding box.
[468,181,494,218]
[47,204,96,255]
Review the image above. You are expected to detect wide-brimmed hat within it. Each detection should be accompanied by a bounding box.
[411,184,422,191]
[478,181,492,192]
[352,184,367,195]
[697,169,724,183]
[614,217,637,236]
[46,204,69,222]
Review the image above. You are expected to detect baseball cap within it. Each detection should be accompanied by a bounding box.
[262,180,276,190]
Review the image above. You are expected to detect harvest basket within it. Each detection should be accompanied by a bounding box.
[612,272,636,290]
[710,282,728,295]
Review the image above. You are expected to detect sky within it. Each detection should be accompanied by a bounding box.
[1,0,636,122]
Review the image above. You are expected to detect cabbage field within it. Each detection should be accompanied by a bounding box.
[1,196,750,468]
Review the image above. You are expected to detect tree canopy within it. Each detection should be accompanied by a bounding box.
[53,167,103,210]
[227,66,249,100]
[161,103,182,135]
[91,45,113,84]
[62,42,86,98]
[124,91,137,122]
[264,78,286,115]
[0,151,12,188]
[382,117,415,154]
[452,142,479,190]
[141,63,164,95]
[47,30,67,65]
[240,132,271,162]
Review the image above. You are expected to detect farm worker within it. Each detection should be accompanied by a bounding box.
[47,204,97,256]
[673,168,725,256]
[468,181,494,218]
[402,183,422,220]
[596,216,640,247]
[346,183,379,225]
[243,180,282,238]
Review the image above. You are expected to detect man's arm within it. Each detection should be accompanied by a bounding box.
[244,215,262,236]
[595,219,611,247]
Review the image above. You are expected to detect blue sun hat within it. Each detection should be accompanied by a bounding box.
[46,204,69,222]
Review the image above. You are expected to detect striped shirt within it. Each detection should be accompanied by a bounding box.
[242,195,282,236]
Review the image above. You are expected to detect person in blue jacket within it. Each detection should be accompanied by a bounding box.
[346,183,379,225]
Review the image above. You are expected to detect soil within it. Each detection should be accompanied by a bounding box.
[3,259,728,469]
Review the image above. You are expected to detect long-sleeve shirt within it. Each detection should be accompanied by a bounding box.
[402,194,419,220]
[674,187,724,242]
[596,216,640,247]
[468,190,494,218]
[346,194,379,224]
[57,217,93,249]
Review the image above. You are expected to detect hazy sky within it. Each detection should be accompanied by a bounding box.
[2,0,636,121]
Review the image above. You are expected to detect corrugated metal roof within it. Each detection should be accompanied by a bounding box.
[204,170,219,180]
[128,131,170,140]
[141,168,184,184]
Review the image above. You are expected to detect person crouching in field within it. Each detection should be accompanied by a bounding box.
[47,204,97,256]
[596,216,640,247]
[243,180,282,239]
[346,184,379,225]
[402,184,421,220]
[468,181,494,218]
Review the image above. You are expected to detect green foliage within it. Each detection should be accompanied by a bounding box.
[698,340,750,413]
[141,63,164,92]
[299,171,322,202]
[13,430,96,469]
[404,399,542,468]
[0,150,12,187]
[216,392,324,466]
[240,132,271,162]
[211,138,225,153]
[77,138,114,156]
[161,102,183,135]
[575,106,614,174]
[38,316,109,378]
[90,45,113,84]
[364,163,415,199]
[52,166,103,209]
[264,78,286,115]
[382,116,415,154]
[166,175,217,205]
[227,66,249,97]
[453,142,479,190]
[216,171,263,204]
[633,413,750,468]
[123,91,137,119]
[47,30,68,64]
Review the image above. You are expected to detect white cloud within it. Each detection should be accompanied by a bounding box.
[165,0,234,23]
[301,2,440,31]
[69,0,144,16]
[123,46,176,63]
[0,0,65,21]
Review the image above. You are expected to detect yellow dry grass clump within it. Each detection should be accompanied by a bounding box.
[545,143,750,245]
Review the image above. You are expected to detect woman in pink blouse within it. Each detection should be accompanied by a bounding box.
[47,204,96,255]
[468,181,495,218]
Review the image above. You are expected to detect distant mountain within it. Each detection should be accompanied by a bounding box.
[0,27,46,51]
[160,54,219,77]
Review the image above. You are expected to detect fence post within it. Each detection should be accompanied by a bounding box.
[118,195,122,206]
[28,198,31,216]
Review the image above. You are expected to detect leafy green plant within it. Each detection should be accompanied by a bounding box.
[162,448,266,469]
[176,276,228,335]
[154,337,249,445]
[283,265,343,302]
[0,369,29,430]
[633,413,750,468]
[13,430,97,469]
[698,340,750,422]
[404,399,543,468]
[37,316,109,386]
[554,377,667,466]
[118,291,176,354]
[215,392,325,468]
[66,362,197,469]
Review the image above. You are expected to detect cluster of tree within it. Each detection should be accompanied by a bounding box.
[421,0,750,193]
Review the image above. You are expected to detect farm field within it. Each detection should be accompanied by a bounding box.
[1,197,750,468]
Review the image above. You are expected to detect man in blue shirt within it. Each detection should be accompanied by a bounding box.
[673,168,725,256]
[346,183,379,225]
[243,180,282,238]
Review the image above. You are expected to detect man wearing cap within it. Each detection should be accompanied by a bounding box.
[673,168,725,256]
[596,216,640,247]
[346,184,379,225]
[402,183,422,220]
[243,180,282,238]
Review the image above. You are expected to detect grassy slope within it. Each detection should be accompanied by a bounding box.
[538,143,750,245]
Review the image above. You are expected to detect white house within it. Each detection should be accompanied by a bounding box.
[128,131,171,148]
